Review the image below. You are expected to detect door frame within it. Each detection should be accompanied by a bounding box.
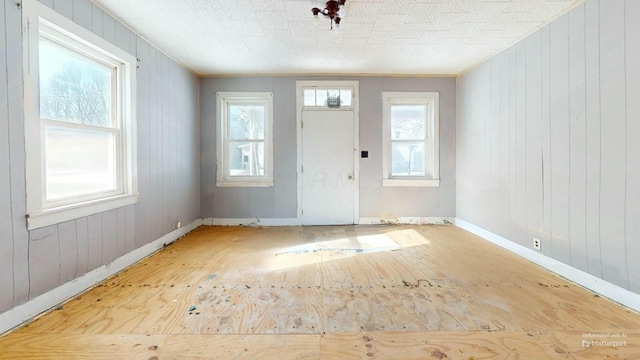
[296,80,360,224]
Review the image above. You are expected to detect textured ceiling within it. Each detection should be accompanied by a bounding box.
[91,0,583,76]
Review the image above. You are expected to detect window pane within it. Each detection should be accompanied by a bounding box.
[390,105,426,140]
[228,142,265,176]
[45,125,116,200]
[326,89,340,107]
[391,142,425,177]
[340,89,352,106]
[316,90,327,107]
[304,89,316,106]
[228,104,265,140]
[39,39,112,127]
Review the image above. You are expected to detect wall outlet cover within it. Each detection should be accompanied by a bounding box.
[533,238,541,251]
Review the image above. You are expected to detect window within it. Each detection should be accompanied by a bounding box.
[216,92,273,187]
[23,0,137,230]
[303,88,352,108]
[382,92,440,187]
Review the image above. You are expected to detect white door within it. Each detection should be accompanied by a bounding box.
[301,110,355,225]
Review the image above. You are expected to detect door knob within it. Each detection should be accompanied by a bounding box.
[348,175,353,180]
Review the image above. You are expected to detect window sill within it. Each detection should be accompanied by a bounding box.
[27,193,139,230]
[382,179,440,187]
[217,181,274,188]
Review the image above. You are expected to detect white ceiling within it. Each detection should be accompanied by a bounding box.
[92,0,583,76]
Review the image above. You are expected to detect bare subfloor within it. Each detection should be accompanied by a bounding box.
[0,225,638,359]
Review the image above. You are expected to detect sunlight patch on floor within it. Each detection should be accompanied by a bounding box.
[276,234,399,256]
[261,229,432,271]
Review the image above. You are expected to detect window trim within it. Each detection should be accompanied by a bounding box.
[216,92,274,187]
[382,91,440,187]
[23,0,138,230]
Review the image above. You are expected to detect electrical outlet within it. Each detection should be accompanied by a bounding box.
[176,220,182,229]
[533,238,541,251]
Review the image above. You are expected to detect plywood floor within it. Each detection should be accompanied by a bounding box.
[0,225,638,359]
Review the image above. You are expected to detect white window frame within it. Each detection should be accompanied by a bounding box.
[23,0,138,230]
[216,92,274,187]
[382,92,440,187]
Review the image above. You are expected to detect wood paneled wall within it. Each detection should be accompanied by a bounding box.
[456,0,640,293]
[0,0,200,314]
[200,76,456,220]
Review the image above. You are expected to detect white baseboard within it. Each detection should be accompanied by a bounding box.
[204,217,456,227]
[455,218,640,313]
[359,217,454,225]
[0,218,203,335]
[204,217,301,226]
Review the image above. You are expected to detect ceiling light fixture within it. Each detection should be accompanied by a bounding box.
[312,0,346,30]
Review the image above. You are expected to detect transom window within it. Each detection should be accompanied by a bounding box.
[216,92,273,187]
[303,88,352,108]
[382,92,440,187]
[23,0,138,230]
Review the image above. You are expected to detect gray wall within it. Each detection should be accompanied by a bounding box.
[0,0,200,314]
[200,76,456,219]
[456,0,640,293]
